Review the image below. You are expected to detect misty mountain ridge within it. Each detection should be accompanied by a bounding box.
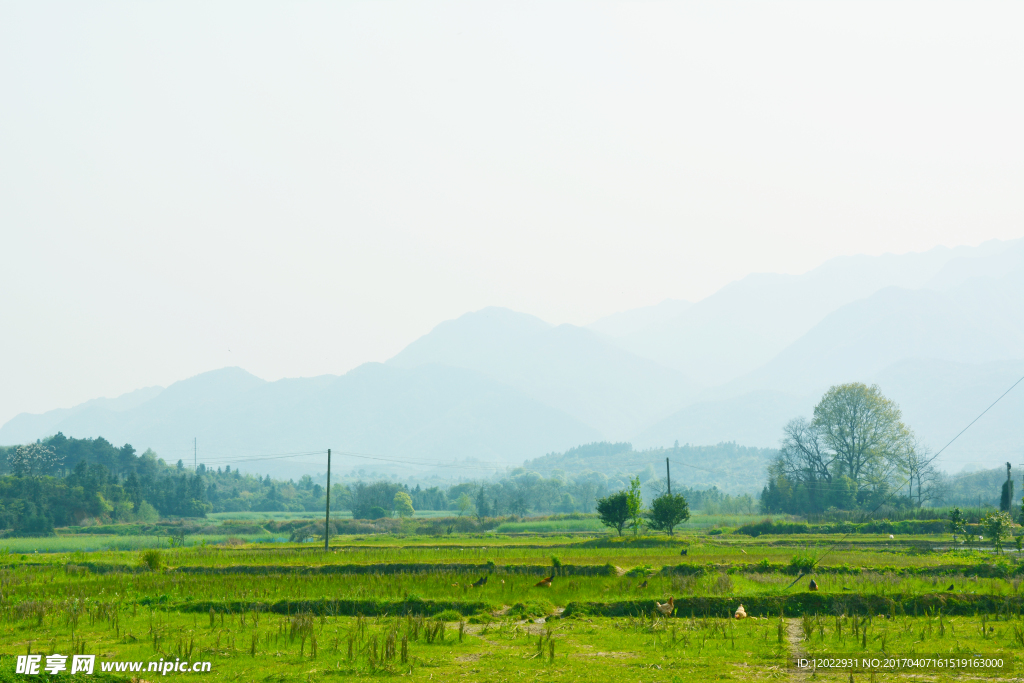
[387,306,701,438]
[4,237,1024,476]
[594,239,1019,387]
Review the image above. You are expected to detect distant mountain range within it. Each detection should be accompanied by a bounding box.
[3,238,1023,477]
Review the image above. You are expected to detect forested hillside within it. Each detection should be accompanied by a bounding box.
[0,434,328,535]
[523,441,776,495]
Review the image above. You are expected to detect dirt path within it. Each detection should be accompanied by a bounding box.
[785,618,809,681]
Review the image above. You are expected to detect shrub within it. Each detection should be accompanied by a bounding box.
[434,609,462,621]
[140,549,162,571]
[136,502,159,523]
[626,564,655,577]
[789,552,816,573]
[507,601,552,618]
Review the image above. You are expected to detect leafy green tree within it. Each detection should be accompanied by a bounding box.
[475,486,491,520]
[393,491,415,518]
[983,511,1013,554]
[828,475,857,510]
[626,476,644,536]
[350,481,403,519]
[771,383,917,514]
[646,493,690,535]
[813,383,914,485]
[456,493,473,518]
[596,491,630,536]
[949,507,965,547]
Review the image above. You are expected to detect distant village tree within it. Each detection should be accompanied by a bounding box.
[948,508,966,547]
[596,491,630,536]
[983,511,1012,554]
[475,486,491,520]
[1000,463,1014,512]
[9,444,60,477]
[626,476,644,536]
[393,491,415,518]
[456,493,473,518]
[647,493,690,535]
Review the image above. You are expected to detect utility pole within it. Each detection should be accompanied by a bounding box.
[666,458,671,496]
[324,449,331,551]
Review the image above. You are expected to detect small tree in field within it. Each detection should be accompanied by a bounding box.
[983,511,1013,554]
[948,508,965,547]
[626,476,644,537]
[596,492,630,536]
[647,493,690,535]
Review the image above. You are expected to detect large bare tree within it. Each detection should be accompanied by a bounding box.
[776,417,834,485]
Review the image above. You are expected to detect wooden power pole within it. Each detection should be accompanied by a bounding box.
[666,457,671,496]
[324,449,331,551]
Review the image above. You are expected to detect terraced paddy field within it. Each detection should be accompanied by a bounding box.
[1,528,1022,681]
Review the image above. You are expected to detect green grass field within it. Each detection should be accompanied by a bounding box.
[0,514,1021,682]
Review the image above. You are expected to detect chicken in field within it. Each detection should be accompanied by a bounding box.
[734,604,747,619]
[471,576,488,588]
[637,580,648,589]
[655,596,675,616]
[535,574,553,588]
[889,534,894,539]
[808,579,818,591]
[946,583,954,591]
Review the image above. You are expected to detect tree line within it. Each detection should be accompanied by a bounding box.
[0,435,209,534]
[0,432,737,535]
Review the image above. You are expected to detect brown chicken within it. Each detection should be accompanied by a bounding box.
[637,580,648,589]
[471,576,487,588]
[655,596,675,616]
[535,574,553,588]
[808,579,818,591]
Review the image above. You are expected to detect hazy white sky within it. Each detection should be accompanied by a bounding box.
[2,1,1023,425]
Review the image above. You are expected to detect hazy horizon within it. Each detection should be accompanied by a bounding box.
[4,1,1024,434]
[2,237,1017,423]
